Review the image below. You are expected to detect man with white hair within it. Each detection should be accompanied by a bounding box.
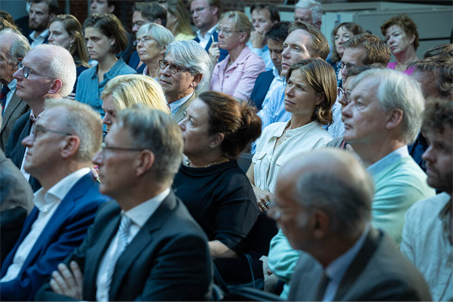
[0,28,31,151]
[294,0,322,30]
[342,68,435,244]
[158,40,211,123]
[271,149,431,301]
[5,44,76,192]
[0,99,109,301]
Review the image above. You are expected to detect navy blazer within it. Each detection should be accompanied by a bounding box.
[194,31,228,63]
[128,51,146,74]
[5,110,41,192]
[35,191,213,301]
[0,173,109,301]
[250,70,275,110]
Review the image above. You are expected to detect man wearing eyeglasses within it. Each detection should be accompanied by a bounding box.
[271,149,431,301]
[35,107,212,301]
[0,98,109,301]
[0,28,31,151]
[158,41,211,123]
[5,44,76,192]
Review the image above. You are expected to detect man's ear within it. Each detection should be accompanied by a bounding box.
[135,150,155,177]
[48,79,63,94]
[190,73,203,89]
[48,14,56,25]
[385,108,403,131]
[311,210,329,239]
[61,136,80,159]
[210,6,218,17]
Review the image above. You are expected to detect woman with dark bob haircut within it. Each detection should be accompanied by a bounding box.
[381,14,420,75]
[248,58,336,212]
[75,13,136,118]
[174,91,261,259]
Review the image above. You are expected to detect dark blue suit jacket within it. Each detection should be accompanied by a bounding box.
[194,31,228,63]
[0,173,109,301]
[250,70,275,110]
[128,51,146,74]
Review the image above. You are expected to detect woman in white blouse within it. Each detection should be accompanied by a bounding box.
[247,58,337,212]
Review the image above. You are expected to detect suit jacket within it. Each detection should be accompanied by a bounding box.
[26,33,49,46]
[0,91,30,151]
[4,109,41,192]
[173,92,197,124]
[0,173,109,301]
[250,69,275,110]
[194,31,228,63]
[288,228,432,301]
[35,191,213,301]
[0,150,34,265]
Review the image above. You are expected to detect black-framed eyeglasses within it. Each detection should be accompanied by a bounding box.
[337,61,356,70]
[101,142,144,158]
[159,60,192,75]
[215,27,241,36]
[133,36,157,46]
[17,62,55,79]
[32,125,73,141]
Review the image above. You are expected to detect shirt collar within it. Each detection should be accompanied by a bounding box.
[90,58,125,80]
[272,67,284,80]
[169,92,193,115]
[439,192,452,219]
[367,145,409,177]
[325,225,371,283]
[196,24,218,40]
[29,109,44,123]
[124,187,170,227]
[7,79,17,91]
[29,29,49,41]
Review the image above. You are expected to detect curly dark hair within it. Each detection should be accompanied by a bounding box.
[422,98,453,134]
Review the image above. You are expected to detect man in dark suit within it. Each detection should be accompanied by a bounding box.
[190,0,228,62]
[36,107,212,301]
[0,98,109,301]
[0,113,34,266]
[269,149,432,301]
[5,44,76,192]
[0,28,31,151]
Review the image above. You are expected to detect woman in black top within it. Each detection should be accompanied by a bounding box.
[174,91,262,258]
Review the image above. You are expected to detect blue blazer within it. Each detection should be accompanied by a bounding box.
[250,70,275,110]
[128,51,146,74]
[194,31,228,63]
[0,173,110,301]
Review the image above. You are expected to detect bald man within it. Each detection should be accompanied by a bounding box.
[269,149,431,301]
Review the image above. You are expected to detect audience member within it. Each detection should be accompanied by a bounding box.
[158,40,211,122]
[254,59,335,298]
[270,149,432,301]
[381,14,419,75]
[401,98,453,301]
[0,29,30,151]
[0,98,109,301]
[136,23,174,78]
[209,11,265,102]
[294,0,322,29]
[27,0,59,48]
[90,0,117,14]
[0,113,33,266]
[36,107,212,301]
[101,74,169,132]
[329,33,391,138]
[161,0,195,41]
[76,14,136,118]
[258,22,329,132]
[411,56,453,99]
[423,43,453,58]
[190,0,228,62]
[48,14,90,93]
[342,68,435,244]
[0,10,15,26]
[327,22,364,85]
[5,44,76,192]
[250,22,291,111]
[249,3,280,71]
[129,2,167,73]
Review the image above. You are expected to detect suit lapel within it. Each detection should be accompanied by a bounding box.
[173,92,197,123]
[108,193,178,300]
[334,228,381,301]
[1,93,20,133]
[10,114,32,167]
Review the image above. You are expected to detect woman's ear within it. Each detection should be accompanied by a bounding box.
[209,133,224,149]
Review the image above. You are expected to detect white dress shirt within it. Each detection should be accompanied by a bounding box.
[3,79,17,112]
[196,25,217,50]
[29,29,49,49]
[95,188,170,302]
[0,168,91,282]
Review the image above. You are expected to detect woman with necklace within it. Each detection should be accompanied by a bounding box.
[248,59,336,212]
[173,91,261,259]
[381,14,420,75]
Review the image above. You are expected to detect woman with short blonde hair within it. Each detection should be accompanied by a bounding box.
[101,74,169,131]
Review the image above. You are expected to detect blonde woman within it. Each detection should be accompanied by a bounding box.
[209,11,265,102]
[101,74,170,132]
[160,0,195,41]
[136,23,174,78]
